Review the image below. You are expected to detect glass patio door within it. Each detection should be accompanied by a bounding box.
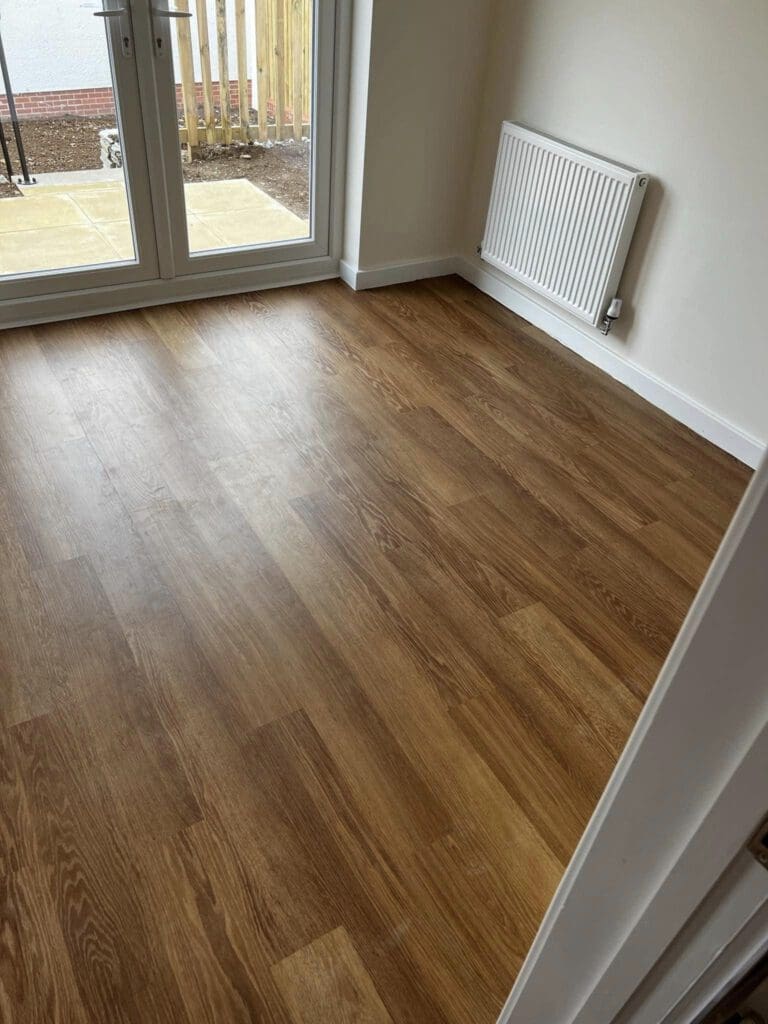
[0,0,335,309]
[146,0,334,275]
[0,0,159,298]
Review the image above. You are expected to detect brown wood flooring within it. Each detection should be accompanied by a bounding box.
[0,276,751,1023]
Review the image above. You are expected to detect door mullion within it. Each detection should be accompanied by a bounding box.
[129,0,180,280]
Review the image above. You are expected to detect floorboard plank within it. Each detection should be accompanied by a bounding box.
[273,926,394,1024]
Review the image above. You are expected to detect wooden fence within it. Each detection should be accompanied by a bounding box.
[175,0,312,152]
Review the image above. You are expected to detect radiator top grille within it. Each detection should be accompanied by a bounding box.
[482,124,647,327]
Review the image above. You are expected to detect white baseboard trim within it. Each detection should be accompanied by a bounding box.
[338,258,358,289]
[457,256,764,469]
[340,255,458,291]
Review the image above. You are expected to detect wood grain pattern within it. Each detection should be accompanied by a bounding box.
[0,276,750,1023]
[273,926,393,1024]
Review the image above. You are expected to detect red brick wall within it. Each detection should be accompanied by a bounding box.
[0,80,251,120]
[0,87,116,119]
[179,79,252,113]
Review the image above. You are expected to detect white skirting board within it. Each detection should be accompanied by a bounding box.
[339,255,457,290]
[456,257,764,469]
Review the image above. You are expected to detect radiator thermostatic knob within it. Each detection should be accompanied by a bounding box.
[607,298,623,320]
[600,298,623,335]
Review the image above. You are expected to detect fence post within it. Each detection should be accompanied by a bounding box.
[302,0,311,138]
[195,0,216,144]
[175,0,199,154]
[255,0,271,142]
[235,0,249,141]
[290,0,302,139]
[215,0,232,144]
[274,0,287,140]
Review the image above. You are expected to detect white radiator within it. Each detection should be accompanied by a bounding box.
[481,123,648,327]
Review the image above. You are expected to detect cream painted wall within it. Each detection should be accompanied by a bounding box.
[462,0,768,447]
[342,0,374,269]
[344,0,493,270]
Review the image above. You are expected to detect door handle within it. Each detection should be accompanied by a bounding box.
[93,5,133,58]
[151,6,192,16]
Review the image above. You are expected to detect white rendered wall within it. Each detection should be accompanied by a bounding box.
[0,0,248,94]
[0,0,112,92]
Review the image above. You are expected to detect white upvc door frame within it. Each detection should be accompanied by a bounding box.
[0,0,160,302]
[617,850,768,1024]
[138,0,336,278]
[499,450,768,1024]
[0,0,349,329]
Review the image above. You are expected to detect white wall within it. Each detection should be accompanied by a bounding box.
[0,0,112,92]
[462,0,768,450]
[342,0,373,269]
[0,0,248,94]
[343,0,493,271]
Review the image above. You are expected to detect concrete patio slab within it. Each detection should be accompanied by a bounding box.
[17,169,124,191]
[200,205,309,246]
[183,178,280,214]
[70,188,131,223]
[0,193,89,232]
[187,216,232,252]
[94,220,136,261]
[0,172,309,277]
[0,224,122,275]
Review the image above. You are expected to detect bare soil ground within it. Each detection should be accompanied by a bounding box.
[181,140,310,218]
[4,116,114,175]
[0,116,310,217]
[1,117,113,197]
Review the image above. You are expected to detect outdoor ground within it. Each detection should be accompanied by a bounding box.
[0,176,309,275]
[182,139,310,218]
[0,116,310,217]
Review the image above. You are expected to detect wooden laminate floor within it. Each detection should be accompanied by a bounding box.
[0,277,751,1023]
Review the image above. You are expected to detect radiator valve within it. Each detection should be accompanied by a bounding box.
[600,297,623,335]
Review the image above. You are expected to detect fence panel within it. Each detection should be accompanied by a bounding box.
[175,0,312,150]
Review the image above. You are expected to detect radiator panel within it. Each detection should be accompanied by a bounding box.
[481,124,648,327]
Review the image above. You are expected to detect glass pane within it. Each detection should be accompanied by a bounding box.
[0,0,138,278]
[169,0,312,256]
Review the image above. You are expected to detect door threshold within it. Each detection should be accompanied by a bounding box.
[0,256,340,330]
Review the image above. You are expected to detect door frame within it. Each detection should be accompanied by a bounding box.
[498,449,768,1024]
[140,0,336,278]
[617,851,768,1024]
[0,0,351,329]
[0,0,160,302]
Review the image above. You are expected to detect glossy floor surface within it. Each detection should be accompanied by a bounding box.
[0,277,750,1023]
